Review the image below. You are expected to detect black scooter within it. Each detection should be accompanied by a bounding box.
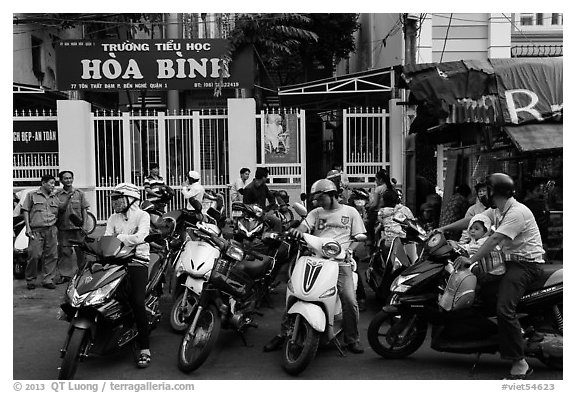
[365,217,426,302]
[57,215,170,380]
[367,230,563,372]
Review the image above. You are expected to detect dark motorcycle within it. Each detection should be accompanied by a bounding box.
[177,224,280,373]
[365,217,426,302]
[141,185,175,228]
[367,230,563,372]
[56,216,171,380]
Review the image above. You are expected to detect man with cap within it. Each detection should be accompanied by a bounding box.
[182,170,205,210]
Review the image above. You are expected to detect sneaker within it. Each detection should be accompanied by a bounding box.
[42,282,56,290]
[26,282,36,290]
[263,335,285,352]
[347,342,365,354]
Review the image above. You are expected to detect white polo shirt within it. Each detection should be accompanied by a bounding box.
[482,197,544,263]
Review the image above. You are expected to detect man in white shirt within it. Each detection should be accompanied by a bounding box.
[446,173,545,379]
[231,167,250,202]
[181,170,205,210]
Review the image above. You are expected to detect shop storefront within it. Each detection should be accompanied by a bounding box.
[402,57,563,260]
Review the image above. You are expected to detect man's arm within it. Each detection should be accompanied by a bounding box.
[439,215,472,233]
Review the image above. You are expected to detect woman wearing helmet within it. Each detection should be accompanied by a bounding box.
[263,178,367,354]
[442,173,545,379]
[104,183,152,368]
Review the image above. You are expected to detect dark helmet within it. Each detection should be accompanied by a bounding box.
[483,173,515,208]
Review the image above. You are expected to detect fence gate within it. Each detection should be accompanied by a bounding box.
[256,108,306,197]
[94,109,229,221]
[343,107,389,185]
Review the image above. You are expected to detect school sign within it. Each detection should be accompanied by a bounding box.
[55,39,253,91]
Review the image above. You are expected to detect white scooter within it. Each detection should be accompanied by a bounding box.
[281,206,365,375]
[169,220,223,332]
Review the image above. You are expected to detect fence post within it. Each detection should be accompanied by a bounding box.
[122,112,132,183]
[192,111,201,173]
[157,112,167,181]
[300,109,307,195]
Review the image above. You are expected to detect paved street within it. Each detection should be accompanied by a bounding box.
[13,255,563,381]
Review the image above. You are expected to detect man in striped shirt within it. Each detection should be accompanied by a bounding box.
[143,163,165,206]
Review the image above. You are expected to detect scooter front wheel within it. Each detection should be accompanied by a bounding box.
[177,304,220,373]
[58,328,89,380]
[170,292,199,333]
[282,315,320,376]
[367,310,427,359]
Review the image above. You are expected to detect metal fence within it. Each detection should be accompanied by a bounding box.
[343,107,390,185]
[94,109,229,221]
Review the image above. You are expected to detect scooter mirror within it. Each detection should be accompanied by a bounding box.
[69,213,84,227]
[300,192,307,202]
[292,203,307,218]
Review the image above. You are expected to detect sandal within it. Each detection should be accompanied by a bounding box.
[137,352,151,369]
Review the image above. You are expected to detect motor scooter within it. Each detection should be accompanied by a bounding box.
[365,217,426,302]
[57,215,170,380]
[281,221,365,375]
[367,230,563,373]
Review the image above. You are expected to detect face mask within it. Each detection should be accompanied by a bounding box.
[480,193,496,209]
[112,197,128,213]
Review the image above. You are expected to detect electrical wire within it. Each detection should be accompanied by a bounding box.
[439,13,452,62]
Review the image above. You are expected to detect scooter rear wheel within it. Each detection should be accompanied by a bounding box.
[177,304,220,373]
[282,316,320,376]
[367,310,427,359]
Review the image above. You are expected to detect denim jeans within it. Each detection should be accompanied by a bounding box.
[280,263,360,345]
[497,260,543,360]
[26,226,58,285]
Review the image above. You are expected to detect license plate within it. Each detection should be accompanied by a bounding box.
[232,210,243,218]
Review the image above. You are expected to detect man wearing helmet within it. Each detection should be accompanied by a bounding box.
[440,173,545,379]
[263,178,367,354]
[104,183,152,369]
[182,170,205,210]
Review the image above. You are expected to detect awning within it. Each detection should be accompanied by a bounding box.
[504,123,563,152]
[403,58,563,132]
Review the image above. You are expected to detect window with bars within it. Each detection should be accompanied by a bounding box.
[551,13,563,25]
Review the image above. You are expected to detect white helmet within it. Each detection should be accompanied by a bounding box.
[188,170,201,180]
[110,183,140,200]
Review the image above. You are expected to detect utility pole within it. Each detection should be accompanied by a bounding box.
[403,13,418,213]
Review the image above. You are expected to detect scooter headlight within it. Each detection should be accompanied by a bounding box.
[390,273,419,293]
[84,277,123,306]
[226,244,245,262]
[322,242,342,258]
[319,286,337,299]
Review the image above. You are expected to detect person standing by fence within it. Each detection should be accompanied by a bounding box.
[21,175,60,290]
[55,171,90,284]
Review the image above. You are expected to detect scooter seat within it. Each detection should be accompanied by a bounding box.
[528,263,562,290]
[236,255,273,278]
